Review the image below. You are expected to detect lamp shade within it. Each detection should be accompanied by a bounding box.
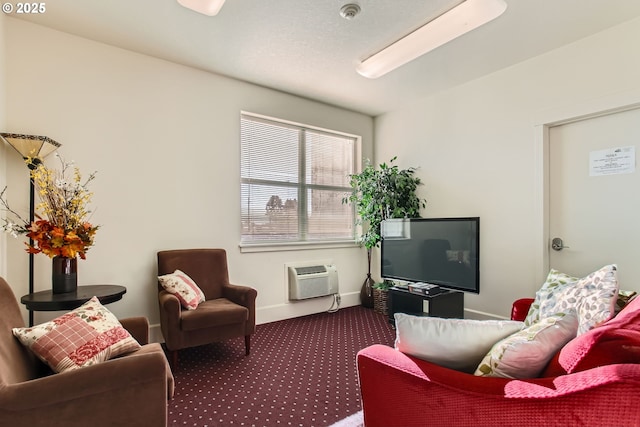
[356,0,508,79]
[177,0,226,16]
[1,133,61,166]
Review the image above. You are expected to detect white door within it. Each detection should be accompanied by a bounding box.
[549,106,640,292]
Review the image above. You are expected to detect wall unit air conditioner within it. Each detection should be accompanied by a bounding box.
[288,264,339,300]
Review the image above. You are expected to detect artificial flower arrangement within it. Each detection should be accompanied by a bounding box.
[0,154,98,259]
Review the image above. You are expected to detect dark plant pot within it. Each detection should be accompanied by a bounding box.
[360,274,375,308]
[52,256,78,294]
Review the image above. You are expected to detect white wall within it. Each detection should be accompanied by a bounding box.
[3,18,373,332]
[375,17,640,319]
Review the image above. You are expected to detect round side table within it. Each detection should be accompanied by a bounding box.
[21,285,127,325]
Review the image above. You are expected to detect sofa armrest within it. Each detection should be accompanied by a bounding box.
[223,283,257,335]
[511,297,535,321]
[357,344,640,427]
[158,289,182,322]
[158,290,184,351]
[223,283,257,308]
[120,316,150,345]
[0,346,170,427]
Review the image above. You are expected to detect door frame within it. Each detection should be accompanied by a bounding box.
[533,89,640,286]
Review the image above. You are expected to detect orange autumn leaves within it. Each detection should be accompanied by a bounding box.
[27,219,97,259]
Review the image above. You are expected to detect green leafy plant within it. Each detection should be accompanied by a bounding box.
[343,156,426,249]
[373,280,393,291]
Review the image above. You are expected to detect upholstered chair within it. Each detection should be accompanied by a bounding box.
[0,276,173,427]
[157,248,257,367]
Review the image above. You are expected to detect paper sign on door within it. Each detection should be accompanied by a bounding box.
[589,146,635,176]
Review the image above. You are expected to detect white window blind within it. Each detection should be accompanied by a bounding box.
[240,113,358,244]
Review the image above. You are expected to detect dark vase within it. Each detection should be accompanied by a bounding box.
[360,248,375,308]
[360,275,375,308]
[52,256,78,294]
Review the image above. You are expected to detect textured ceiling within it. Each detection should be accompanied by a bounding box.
[11,0,640,116]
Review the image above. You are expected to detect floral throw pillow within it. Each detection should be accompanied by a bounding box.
[568,265,619,335]
[12,296,141,374]
[524,269,579,327]
[474,311,579,379]
[524,265,619,336]
[158,269,206,310]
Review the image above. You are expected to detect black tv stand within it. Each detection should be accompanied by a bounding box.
[388,287,464,325]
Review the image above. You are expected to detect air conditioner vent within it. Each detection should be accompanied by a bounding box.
[288,264,339,300]
[295,265,327,275]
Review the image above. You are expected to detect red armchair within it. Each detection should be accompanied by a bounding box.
[357,298,640,427]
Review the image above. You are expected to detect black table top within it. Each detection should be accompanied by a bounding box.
[21,285,127,311]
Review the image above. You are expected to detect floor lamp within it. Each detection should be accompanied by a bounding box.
[1,133,61,326]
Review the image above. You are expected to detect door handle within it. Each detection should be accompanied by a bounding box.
[551,237,569,251]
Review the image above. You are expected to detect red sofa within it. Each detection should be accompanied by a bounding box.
[357,296,640,427]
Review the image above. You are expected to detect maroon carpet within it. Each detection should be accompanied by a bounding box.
[168,305,395,426]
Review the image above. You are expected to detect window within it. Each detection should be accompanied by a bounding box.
[240,112,358,245]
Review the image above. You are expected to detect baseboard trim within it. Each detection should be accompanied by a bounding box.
[149,324,164,344]
[464,308,509,321]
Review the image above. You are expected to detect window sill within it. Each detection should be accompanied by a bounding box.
[239,240,361,253]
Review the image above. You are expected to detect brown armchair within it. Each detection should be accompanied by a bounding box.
[157,248,257,367]
[0,276,174,427]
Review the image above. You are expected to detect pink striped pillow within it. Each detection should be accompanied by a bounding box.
[158,269,206,310]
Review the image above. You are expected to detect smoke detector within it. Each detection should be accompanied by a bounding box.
[340,3,361,20]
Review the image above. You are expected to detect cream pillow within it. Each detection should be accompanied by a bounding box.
[13,297,141,374]
[394,313,524,373]
[475,311,579,379]
[158,269,206,310]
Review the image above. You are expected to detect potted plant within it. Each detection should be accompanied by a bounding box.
[373,280,393,316]
[343,156,426,308]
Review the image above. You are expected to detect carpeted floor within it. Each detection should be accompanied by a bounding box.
[168,305,395,426]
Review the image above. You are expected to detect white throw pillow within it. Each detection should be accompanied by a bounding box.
[474,311,579,379]
[394,313,524,373]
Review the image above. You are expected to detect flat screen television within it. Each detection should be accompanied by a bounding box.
[380,217,480,294]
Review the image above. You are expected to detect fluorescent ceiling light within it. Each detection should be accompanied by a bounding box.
[356,0,507,79]
[177,0,226,16]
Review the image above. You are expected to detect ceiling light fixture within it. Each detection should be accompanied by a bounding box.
[356,0,507,79]
[177,0,226,16]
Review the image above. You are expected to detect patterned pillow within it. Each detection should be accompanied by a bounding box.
[158,269,206,310]
[524,265,619,335]
[524,269,579,326]
[475,311,579,379]
[12,297,141,374]
[562,265,619,335]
